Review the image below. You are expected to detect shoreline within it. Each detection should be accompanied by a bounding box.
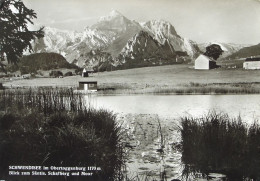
[2,82,260,95]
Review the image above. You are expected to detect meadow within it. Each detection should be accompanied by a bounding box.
[2,64,260,94]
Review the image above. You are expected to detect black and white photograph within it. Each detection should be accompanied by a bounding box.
[0,0,260,180]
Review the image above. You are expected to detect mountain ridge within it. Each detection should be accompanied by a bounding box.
[198,42,251,59]
[226,43,260,59]
[31,10,250,70]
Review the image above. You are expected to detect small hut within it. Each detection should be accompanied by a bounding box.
[243,57,260,69]
[195,54,217,70]
[82,65,94,77]
[78,81,97,92]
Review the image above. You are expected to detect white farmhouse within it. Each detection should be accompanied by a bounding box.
[194,54,217,70]
[243,57,260,70]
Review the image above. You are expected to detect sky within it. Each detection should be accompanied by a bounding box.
[23,0,260,45]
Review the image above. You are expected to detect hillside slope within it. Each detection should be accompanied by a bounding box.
[227,43,260,59]
[10,53,78,74]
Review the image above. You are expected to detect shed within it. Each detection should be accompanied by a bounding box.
[78,81,97,92]
[82,66,94,77]
[194,54,217,70]
[243,57,260,70]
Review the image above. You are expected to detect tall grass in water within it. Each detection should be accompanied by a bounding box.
[180,112,260,180]
[98,82,260,95]
[0,89,125,181]
[0,88,86,114]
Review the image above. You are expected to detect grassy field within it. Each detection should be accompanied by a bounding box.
[2,64,260,94]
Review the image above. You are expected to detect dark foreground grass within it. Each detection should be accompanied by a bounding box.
[180,112,260,181]
[0,89,125,181]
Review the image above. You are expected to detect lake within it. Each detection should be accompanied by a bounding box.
[85,94,260,180]
[87,94,260,124]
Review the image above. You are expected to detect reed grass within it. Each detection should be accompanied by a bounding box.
[180,111,260,180]
[0,88,125,181]
[97,82,260,95]
[0,88,86,114]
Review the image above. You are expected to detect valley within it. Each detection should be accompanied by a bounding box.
[3,64,260,94]
[1,2,260,180]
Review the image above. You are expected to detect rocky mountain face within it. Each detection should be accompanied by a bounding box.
[32,26,115,63]
[75,49,114,71]
[31,10,202,69]
[116,31,177,68]
[142,20,200,58]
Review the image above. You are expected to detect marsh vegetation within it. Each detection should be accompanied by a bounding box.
[1,89,260,181]
[180,112,260,180]
[0,89,125,181]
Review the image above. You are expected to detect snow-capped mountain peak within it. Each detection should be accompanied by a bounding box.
[91,10,134,34]
[31,10,202,68]
[140,20,199,58]
[99,10,125,22]
[109,10,122,17]
[142,20,179,38]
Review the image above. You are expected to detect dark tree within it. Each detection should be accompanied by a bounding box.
[0,0,44,70]
[204,44,224,60]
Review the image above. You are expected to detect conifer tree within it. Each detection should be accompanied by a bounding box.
[0,0,44,71]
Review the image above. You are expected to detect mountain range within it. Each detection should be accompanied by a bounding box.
[226,43,260,59]
[198,42,251,60]
[31,10,251,70]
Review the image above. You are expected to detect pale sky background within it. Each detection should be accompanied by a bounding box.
[23,0,260,45]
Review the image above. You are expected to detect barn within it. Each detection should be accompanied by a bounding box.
[78,81,97,92]
[194,54,217,70]
[243,57,260,70]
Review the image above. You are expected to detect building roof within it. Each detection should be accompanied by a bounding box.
[195,54,215,62]
[79,81,97,84]
[245,57,260,62]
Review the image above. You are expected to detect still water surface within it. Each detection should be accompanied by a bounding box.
[88,94,260,123]
[86,94,260,179]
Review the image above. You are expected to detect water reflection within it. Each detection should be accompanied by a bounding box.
[86,95,260,124]
[85,94,260,179]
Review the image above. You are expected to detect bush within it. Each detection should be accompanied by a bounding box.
[0,89,125,181]
[75,69,82,75]
[49,70,63,77]
[64,71,73,76]
[180,112,260,180]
